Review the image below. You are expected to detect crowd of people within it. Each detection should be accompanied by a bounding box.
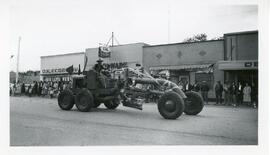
[178,80,258,108]
[10,77,258,108]
[214,81,258,108]
[10,80,72,98]
[178,80,210,103]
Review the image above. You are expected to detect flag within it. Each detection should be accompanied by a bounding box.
[66,65,73,75]
[98,45,111,58]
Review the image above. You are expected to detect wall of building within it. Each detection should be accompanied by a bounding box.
[85,43,147,70]
[143,40,225,99]
[143,40,224,71]
[84,47,99,70]
[224,31,258,61]
[40,52,85,79]
[222,31,258,87]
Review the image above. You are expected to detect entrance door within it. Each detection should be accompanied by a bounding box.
[230,70,258,85]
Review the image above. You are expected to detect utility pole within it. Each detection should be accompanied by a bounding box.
[112,32,114,47]
[16,36,21,84]
[167,1,171,44]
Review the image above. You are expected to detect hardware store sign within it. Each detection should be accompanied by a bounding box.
[42,67,78,75]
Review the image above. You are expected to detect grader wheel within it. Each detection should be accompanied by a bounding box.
[158,91,185,119]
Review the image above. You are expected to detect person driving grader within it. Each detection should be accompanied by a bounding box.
[93,59,107,88]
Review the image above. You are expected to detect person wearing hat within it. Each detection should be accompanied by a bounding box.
[94,59,104,73]
[223,81,230,105]
[93,59,106,88]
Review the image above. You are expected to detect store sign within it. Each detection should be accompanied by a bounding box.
[244,62,258,68]
[98,46,111,58]
[244,62,252,67]
[42,67,79,74]
[103,62,128,69]
[218,60,258,70]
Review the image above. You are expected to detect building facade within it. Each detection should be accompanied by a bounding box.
[85,43,147,70]
[40,52,85,81]
[40,43,147,81]
[143,40,224,98]
[218,31,258,86]
[39,31,258,99]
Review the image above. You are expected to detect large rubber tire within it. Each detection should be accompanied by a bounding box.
[75,89,94,112]
[104,98,120,109]
[158,91,185,119]
[184,91,204,115]
[58,90,74,110]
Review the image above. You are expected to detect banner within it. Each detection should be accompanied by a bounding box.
[98,45,111,58]
[66,65,74,75]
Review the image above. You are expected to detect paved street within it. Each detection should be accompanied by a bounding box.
[10,96,258,146]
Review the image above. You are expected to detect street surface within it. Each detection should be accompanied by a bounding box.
[10,96,258,146]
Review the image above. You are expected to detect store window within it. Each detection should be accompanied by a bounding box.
[225,36,237,60]
[195,73,214,90]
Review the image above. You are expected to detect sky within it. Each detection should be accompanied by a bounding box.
[9,0,258,72]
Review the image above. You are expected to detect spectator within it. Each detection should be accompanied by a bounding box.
[27,84,32,97]
[200,81,209,104]
[251,82,258,108]
[54,81,59,92]
[33,81,38,96]
[223,82,230,105]
[38,81,43,96]
[42,82,48,97]
[193,82,200,92]
[215,81,223,105]
[12,83,17,96]
[67,81,72,89]
[63,82,67,90]
[58,81,63,92]
[231,82,237,107]
[21,83,25,95]
[243,83,251,105]
[178,81,184,90]
[243,83,252,106]
[236,82,243,105]
[183,81,193,92]
[49,85,54,98]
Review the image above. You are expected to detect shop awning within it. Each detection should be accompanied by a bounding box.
[149,64,213,71]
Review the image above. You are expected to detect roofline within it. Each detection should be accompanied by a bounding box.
[143,40,223,48]
[40,52,85,58]
[224,30,258,36]
[110,42,149,47]
[85,42,149,50]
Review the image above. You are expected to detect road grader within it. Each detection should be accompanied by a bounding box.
[58,61,204,119]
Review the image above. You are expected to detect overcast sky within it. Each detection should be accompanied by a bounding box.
[9,0,258,72]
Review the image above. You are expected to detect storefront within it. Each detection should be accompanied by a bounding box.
[40,52,85,81]
[39,30,257,99]
[220,31,258,86]
[40,43,147,81]
[149,63,214,85]
[85,43,148,70]
[218,60,258,86]
[143,40,224,98]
